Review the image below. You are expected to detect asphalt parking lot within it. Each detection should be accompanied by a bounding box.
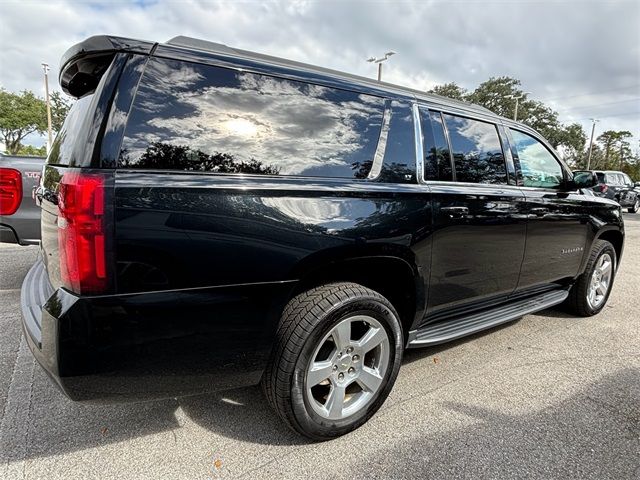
[1,215,638,480]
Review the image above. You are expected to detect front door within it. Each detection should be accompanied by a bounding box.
[507,128,589,289]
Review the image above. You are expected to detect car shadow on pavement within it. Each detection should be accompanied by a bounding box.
[346,367,640,479]
[179,386,310,446]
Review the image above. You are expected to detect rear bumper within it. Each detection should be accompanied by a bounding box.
[21,259,295,402]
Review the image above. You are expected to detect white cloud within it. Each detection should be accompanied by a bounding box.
[1,0,638,145]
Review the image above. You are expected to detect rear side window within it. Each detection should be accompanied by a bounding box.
[119,57,385,178]
[442,114,506,184]
[510,129,563,189]
[421,109,453,181]
[47,95,93,166]
[596,172,605,183]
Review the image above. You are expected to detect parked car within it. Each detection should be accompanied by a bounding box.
[574,169,640,213]
[22,35,624,440]
[0,153,45,244]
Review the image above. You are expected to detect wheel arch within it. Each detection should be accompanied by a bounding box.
[593,228,624,268]
[288,247,426,341]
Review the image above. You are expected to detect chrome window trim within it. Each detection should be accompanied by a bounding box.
[422,179,524,192]
[412,103,425,184]
[368,101,392,180]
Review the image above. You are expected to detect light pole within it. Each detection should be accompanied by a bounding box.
[41,63,53,154]
[586,118,599,170]
[367,51,396,81]
[510,92,531,121]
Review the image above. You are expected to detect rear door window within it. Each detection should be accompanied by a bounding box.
[442,114,506,184]
[119,57,385,178]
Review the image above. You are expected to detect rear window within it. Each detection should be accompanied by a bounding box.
[118,57,386,178]
[47,95,93,166]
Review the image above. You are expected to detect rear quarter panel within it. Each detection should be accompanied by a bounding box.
[113,171,432,293]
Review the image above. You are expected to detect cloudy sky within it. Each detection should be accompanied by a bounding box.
[1,0,638,148]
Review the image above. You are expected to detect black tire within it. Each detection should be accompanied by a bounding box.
[566,240,617,316]
[628,198,639,213]
[261,282,403,440]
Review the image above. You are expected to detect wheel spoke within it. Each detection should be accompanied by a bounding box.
[357,366,383,393]
[331,321,351,350]
[600,259,612,276]
[307,360,334,387]
[326,384,346,419]
[356,326,386,353]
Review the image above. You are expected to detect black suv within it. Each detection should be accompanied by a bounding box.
[22,35,624,440]
[574,170,639,213]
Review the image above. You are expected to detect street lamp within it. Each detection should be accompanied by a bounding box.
[586,118,599,170]
[508,92,531,121]
[41,63,53,154]
[367,51,396,81]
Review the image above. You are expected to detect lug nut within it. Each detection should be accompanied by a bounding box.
[352,354,359,361]
[348,367,355,374]
[346,346,353,353]
[333,365,338,371]
[338,373,344,381]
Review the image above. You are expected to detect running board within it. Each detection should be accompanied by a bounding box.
[407,289,569,348]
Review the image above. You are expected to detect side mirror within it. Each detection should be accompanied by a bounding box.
[572,171,597,189]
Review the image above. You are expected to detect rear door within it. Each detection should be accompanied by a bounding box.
[506,127,589,290]
[420,108,527,317]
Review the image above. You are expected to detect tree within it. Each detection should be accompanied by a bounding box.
[50,91,73,133]
[16,144,47,156]
[614,131,633,170]
[596,130,619,168]
[553,123,587,167]
[594,130,631,169]
[0,89,47,154]
[467,76,523,117]
[428,82,468,101]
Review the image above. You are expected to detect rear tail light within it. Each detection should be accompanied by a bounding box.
[57,171,107,294]
[600,183,609,194]
[0,168,23,215]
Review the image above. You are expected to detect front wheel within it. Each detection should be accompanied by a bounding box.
[261,282,404,440]
[628,198,639,213]
[566,240,617,316]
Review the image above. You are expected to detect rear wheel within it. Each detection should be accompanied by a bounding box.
[566,240,616,316]
[262,282,403,440]
[628,198,639,213]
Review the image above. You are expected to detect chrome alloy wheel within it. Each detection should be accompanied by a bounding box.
[305,315,390,421]
[587,252,613,309]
